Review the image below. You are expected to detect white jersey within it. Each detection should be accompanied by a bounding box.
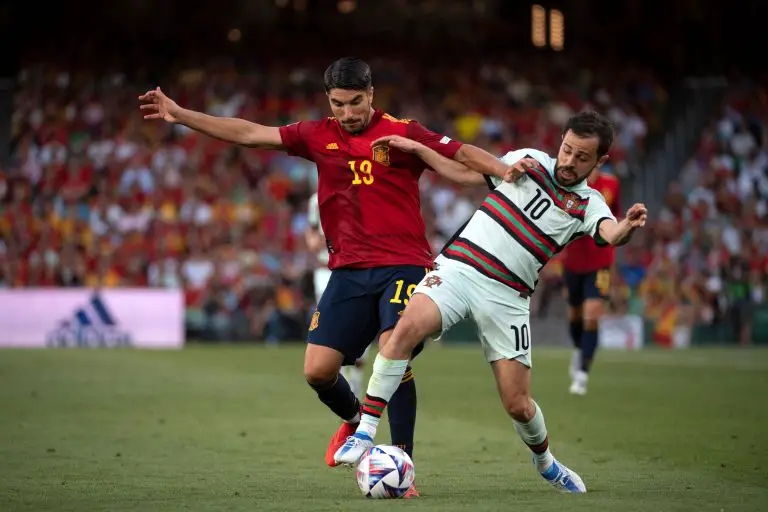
[442,148,616,294]
[308,192,330,266]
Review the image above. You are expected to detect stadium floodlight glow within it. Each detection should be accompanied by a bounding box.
[228,29,242,43]
[338,0,357,14]
[531,5,546,48]
[549,9,564,51]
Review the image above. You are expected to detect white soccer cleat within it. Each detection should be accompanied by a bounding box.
[333,432,374,466]
[539,459,587,493]
[568,350,581,381]
[569,370,588,396]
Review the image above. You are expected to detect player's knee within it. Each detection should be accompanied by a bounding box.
[502,393,534,422]
[567,306,583,323]
[583,299,604,327]
[382,317,425,358]
[354,359,365,368]
[303,360,338,387]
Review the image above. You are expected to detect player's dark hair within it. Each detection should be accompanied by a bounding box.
[562,111,615,157]
[324,57,372,92]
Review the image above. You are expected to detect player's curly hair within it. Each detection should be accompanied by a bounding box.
[324,57,372,92]
[562,111,615,157]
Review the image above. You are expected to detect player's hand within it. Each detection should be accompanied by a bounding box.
[504,157,539,182]
[138,87,180,123]
[625,203,648,228]
[371,135,426,154]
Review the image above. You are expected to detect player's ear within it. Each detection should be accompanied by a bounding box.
[368,86,374,104]
[596,154,609,169]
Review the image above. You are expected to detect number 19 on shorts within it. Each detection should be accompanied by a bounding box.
[510,323,530,352]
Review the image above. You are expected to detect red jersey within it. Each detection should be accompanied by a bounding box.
[562,172,622,273]
[279,110,463,270]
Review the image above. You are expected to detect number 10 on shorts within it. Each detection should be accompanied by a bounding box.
[510,323,531,352]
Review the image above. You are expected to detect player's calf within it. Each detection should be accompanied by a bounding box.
[580,299,604,373]
[491,358,585,492]
[566,305,584,378]
[336,295,441,465]
[304,345,360,423]
[386,365,417,459]
[501,389,536,423]
[570,299,604,395]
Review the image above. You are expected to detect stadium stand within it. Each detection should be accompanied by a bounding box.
[2,53,668,341]
[614,79,768,345]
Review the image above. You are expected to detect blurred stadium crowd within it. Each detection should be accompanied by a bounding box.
[622,84,768,345]
[1,54,765,343]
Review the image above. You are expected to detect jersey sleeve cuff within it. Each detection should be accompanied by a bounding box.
[593,217,613,247]
[278,124,305,157]
[440,140,463,160]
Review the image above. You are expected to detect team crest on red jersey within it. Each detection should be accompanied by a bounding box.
[424,275,442,288]
[372,145,390,166]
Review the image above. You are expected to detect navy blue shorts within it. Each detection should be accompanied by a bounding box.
[563,268,611,307]
[307,265,429,366]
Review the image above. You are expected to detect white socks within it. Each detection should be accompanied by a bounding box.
[356,354,409,438]
[514,400,555,472]
[341,365,365,401]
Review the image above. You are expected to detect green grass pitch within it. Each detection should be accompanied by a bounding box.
[1,345,767,511]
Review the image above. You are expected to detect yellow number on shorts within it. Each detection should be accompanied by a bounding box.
[348,159,374,185]
[390,279,417,305]
[595,270,611,296]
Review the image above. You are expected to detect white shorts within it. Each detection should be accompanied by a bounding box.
[413,255,533,366]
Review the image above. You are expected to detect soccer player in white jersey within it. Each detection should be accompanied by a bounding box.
[304,192,368,399]
[335,111,648,493]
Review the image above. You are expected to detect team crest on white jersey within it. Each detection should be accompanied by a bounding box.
[564,193,579,209]
[443,148,616,295]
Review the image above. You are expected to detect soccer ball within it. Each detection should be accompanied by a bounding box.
[356,444,415,498]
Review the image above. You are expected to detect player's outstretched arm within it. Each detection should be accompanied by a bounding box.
[139,87,284,150]
[454,144,514,181]
[371,135,530,186]
[598,203,648,246]
[372,135,486,185]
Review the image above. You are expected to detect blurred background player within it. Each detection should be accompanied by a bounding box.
[305,191,367,398]
[561,168,622,396]
[140,57,511,498]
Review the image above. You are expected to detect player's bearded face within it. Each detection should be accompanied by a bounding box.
[327,88,374,134]
[554,131,609,187]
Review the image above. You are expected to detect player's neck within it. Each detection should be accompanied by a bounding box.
[362,107,377,130]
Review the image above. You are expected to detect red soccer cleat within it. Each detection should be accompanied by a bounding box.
[325,421,358,467]
[403,484,420,499]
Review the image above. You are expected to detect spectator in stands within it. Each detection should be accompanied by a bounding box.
[619,83,768,345]
[5,55,665,341]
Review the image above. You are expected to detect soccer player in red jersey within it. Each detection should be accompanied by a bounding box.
[139,57,512,496]
[560,169,622,395]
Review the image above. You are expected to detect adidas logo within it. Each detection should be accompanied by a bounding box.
[326,142,339,150]
[46,293,132,347]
